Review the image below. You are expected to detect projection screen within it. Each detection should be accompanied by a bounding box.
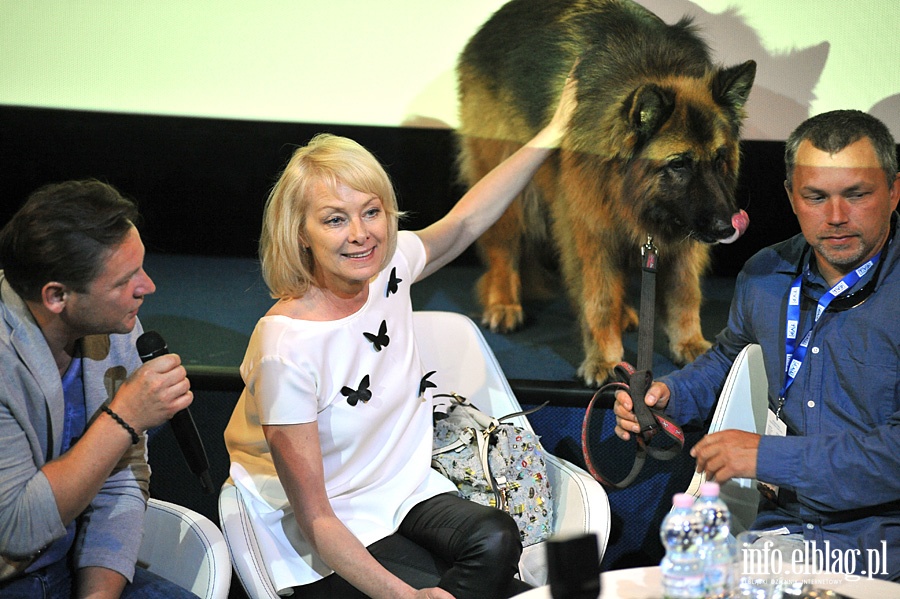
[1,0,898,140]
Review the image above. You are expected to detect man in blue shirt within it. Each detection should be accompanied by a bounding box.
[0,180,196,598]
[615,110,899,581]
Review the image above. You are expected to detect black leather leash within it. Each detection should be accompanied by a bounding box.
[581,236,685,489]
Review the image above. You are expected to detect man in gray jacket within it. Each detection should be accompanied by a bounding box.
[0,180,195,598]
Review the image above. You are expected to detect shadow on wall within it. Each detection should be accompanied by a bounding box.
[403,0,836,140]
[871,94,900,132]
[638,0,830,140]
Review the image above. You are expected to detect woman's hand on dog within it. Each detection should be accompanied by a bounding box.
[613,382,671,441]
[529,60,580,149]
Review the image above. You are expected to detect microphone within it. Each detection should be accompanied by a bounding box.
[546,533,602,599]
[137,331,215,495]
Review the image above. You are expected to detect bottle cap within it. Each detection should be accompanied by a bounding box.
[700,482,720,497]
[672,493,694,508]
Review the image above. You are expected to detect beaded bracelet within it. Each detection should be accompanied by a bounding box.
[100,405,140,445]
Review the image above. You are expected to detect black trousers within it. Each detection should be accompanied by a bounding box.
[299,492,532,598]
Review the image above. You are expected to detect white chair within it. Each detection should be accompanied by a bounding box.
[413,310,611,583]
[219,310,611,597]
[219,483,281,599]
[685,343,769,535]
[137,498,232,599]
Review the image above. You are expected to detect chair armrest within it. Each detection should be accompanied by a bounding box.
[218,482,281,599]
[517,454,611,586]
[544,454,611,557]
[138,498,231,599]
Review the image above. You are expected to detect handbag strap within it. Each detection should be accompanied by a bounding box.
[473,424,507,511]
[433,393,548,429]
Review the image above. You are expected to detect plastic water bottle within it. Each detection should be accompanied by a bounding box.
[660,493,704,599]
[693,482,737,598]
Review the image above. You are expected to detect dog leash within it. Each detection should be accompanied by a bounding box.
[581,236,685,489]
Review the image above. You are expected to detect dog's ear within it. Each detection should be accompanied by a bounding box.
[712,60,756,111]
[624,84,676,141]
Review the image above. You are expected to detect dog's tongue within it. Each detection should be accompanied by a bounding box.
[718,209,749,245]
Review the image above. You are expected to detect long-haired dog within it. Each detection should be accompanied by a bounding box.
[457,0,755,384]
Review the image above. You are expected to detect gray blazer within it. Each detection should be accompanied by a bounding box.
[0,273,150,581]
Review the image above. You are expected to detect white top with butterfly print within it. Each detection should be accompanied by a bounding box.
[224,231,457,592]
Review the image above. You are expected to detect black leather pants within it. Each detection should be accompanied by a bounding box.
[299,492,531,598]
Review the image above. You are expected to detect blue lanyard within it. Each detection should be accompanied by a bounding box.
[779,252,881,415]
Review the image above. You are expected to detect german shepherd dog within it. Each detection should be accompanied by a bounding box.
[457,0,756,384]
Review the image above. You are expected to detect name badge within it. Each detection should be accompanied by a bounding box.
[757,409,787,502]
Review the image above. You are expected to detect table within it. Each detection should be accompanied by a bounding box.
[514,567,662,599]
[513,565,900,599]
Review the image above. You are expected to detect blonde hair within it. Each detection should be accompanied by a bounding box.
[260,133,403,299]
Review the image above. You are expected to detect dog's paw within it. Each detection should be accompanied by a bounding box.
[670,337,712,365]
[577,356,618,387]
[481,304,524,333]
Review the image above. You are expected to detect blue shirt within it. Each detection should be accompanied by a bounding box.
[663,212,900,580]
[26,351,85,573]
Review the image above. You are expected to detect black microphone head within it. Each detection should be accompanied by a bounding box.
[136,330,168,362]
[547,533,601,599]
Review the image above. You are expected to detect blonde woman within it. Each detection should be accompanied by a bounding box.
[225,74,577,599]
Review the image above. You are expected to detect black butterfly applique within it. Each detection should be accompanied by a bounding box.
[363,320,390,351]
[418,370,437,396]
[386,267,402,297]
[342,375,372,406]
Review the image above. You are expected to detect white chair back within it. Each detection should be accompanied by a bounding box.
[685,343,769,534]
[219,483,281,599]
[412,310,533,431]
[138,498,231,599]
